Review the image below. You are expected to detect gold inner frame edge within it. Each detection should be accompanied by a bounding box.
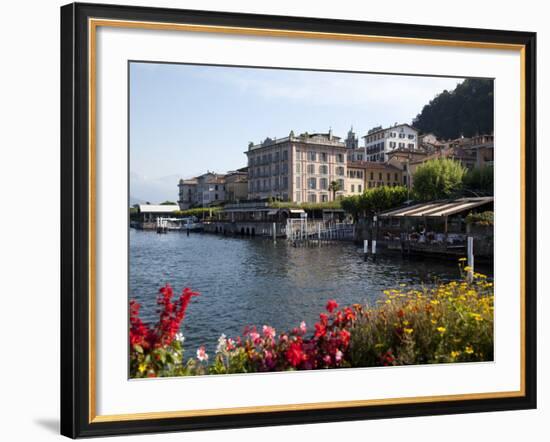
[87,17,527,424]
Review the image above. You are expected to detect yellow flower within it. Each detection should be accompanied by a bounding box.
[404,328,414,334]
[465,346,474,354]
[385,299,392,304]
[437,326,446,334]
[431,319,437,324]
[403,320,410,326]
[138,363,147,374]
[430,300,440,305]
[451,351,461,358]
[459,257,467,261]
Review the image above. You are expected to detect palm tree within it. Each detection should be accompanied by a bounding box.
[328,180,341,201]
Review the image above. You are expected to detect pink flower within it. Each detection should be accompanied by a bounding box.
[299,321,307,333]
[196,346,208,362]
[323,354,332,364]
[335,350,343,362]
[249,331,261,344]
[262,325,276,339]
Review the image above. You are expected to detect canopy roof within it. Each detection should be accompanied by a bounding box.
[138,204,180,213]
[379,197,493,218]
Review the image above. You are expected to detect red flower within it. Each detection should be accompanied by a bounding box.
[326,299,339,313]
[314,322,327,338]
[286,342,305,367]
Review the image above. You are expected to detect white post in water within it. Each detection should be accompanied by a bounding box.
[372,239,377,262]
[318,223,321,246]
[272,222,276,243]
[467,236,474,282]
[363,239,368,261]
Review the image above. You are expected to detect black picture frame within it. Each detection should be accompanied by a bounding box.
[60,2,537,438]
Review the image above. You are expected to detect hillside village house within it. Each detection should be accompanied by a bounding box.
[246,130,348,203]
[363,123,419,162]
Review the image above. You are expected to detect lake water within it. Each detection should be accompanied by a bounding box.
[129,229,491,355]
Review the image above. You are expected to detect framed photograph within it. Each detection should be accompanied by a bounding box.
[60,2,537,438]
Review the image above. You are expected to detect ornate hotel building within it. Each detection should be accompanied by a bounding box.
[246,130,349,203]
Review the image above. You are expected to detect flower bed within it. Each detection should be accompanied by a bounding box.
[129,263,493,378]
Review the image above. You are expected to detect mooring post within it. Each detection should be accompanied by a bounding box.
[467,236,474,282]
[364,239,368,261]
[372,239,377,262]
[273,222,276,243]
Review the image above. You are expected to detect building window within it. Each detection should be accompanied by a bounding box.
[296,163,301,173]
[358,184,362,193]
[307,164,315,174]
[320,152,327,162]
[399,142,405,148]
[308,178,316,189]
[370,172,374,180]
[296,191,301,202]
[351,184,355,193]
[308,151,316,161]
[283,150,288,160]
[399,133,405,138]
[319,165,328,175]
[387,173,390,181]
[295,176,301,188]
[282,176,288,189]
[336,166,345,176]
[319,178,328,190]
[274,151,280,162]
[321,194,328,202]
[336,153,344,163]
[308,193,317,203]
[379,172,382,180]
[408,143,414,149]
[338,179,345,190]
[408,134,415,139]
[395,173,399,181]
[282,163,288,174]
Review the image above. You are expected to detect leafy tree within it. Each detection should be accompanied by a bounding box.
[341,186,408,220]
[160,200,177,205]
[413,79,494,139]
[328,180,341,201]
[413,158,466,201]
[463,165,493,196]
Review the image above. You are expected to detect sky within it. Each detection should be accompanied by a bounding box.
[130,62,464,204]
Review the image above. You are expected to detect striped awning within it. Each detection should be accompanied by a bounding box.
[379,197,493,218]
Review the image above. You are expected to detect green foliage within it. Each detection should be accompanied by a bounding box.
[268,200,342,210]
[341,186,408,219]
[413,158,466,201]
[350,271,494,367]
[160,200,177,205]
[463,166,494,195]
[328,180,341,200]
[465,211,494,226]
[174,207,221,218]
[413,79,494,139]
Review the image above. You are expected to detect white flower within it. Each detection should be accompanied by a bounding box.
[216,334,227,353]
[175,332,185,343]
[196,346,208,362]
